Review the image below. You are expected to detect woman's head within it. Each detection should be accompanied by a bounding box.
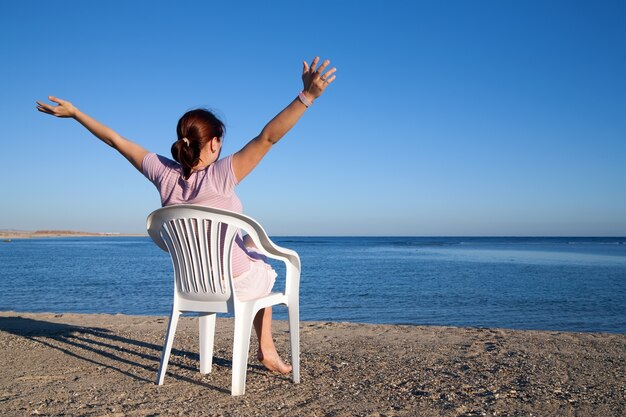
[171,109,225,178]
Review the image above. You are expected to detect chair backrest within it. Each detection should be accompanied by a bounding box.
[147,205,251,305]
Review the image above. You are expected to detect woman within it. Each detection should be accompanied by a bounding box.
[36,56,336,374]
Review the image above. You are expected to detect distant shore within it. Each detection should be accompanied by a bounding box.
[1,311,624,416]
[0,230,145,240]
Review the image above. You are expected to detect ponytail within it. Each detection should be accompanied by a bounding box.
[171,137,200,179]
[171,109,225,179]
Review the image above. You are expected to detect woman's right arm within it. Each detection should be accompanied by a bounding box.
[232,57,336,182]
[36,96,149,172]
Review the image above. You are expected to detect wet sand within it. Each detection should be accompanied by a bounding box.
[0,312,624,416]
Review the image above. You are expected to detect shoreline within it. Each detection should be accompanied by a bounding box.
[1,311,624,416]
[3,308,624,336]
[0,231,146,240]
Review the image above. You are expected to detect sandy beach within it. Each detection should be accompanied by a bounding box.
[0,312,624,416]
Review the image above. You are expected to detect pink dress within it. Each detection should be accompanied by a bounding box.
[141,153,275,300]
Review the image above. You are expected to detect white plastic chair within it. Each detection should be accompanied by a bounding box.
[146,204,300,396]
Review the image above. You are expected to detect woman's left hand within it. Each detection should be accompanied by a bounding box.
[301,57,336,102]
[36,96,77,118]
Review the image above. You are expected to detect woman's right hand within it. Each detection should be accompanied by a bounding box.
[301,57,336,102]
[36,96,77,118]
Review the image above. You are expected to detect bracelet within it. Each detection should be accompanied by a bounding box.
[298,91,313,107]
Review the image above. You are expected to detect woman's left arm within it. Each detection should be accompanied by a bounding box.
[36,96,149,172]
[232,57,336,182]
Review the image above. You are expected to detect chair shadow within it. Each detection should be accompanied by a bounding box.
[0,316,239,394]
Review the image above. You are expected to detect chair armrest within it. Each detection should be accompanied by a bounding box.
[238,220,301,272]
[227,209,301,298]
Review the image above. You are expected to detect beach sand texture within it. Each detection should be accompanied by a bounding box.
[0,312,624,416]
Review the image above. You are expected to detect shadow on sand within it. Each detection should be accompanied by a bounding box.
[0,315,278,394]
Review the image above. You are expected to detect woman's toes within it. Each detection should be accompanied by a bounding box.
[258,352,292,374]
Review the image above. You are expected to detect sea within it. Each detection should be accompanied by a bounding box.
[1,236,625,333]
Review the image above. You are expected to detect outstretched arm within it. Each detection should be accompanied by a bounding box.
[232,57,336,182]
[35,96,149,172]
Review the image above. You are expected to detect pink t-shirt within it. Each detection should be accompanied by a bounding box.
[141,153,254,277]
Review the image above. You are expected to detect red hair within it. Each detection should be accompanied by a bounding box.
[171,109,225,178]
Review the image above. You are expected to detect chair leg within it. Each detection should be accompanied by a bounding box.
[288,302,300,384]
[199,313,216,374]
[231,310,254,396]
[156,310,181,385]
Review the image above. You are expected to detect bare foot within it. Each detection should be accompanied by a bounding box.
[257,351,292,374]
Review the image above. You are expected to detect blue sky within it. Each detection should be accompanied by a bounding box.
[1,0,624,236]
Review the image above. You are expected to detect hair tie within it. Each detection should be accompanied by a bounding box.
[182,137,190,146]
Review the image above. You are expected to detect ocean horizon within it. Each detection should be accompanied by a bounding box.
[1,236,625,333]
